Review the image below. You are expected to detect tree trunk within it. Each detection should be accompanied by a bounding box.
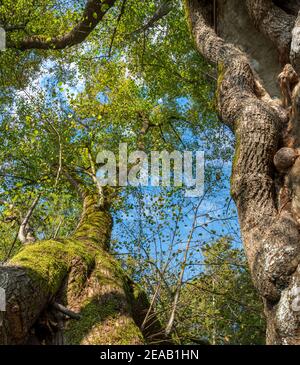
[0,192,166,345]
[185,0,300,344]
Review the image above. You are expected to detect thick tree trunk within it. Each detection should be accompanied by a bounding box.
[185,0,300,344]
[0,192,166,345]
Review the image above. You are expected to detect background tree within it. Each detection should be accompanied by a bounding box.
[176,238,265,345]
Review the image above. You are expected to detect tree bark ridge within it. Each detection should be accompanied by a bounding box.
[185,0,300,345]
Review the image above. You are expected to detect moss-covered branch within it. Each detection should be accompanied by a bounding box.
[0,238,94,344]
[73,194,112,250]
[0,190,166,345]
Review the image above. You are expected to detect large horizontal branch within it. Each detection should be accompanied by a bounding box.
[0,203,167,344]
[0,190,149,345]
[0,239,148,345]
[17,0,117,50]
[0,239,95,344]
[245,0,295,64]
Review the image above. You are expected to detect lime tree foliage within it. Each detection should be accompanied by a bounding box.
[112,188,265,344]
[0,0,264,344]
[176,238,266,345]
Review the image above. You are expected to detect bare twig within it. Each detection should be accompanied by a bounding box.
[165,198,203,336]
[108,0,128,57]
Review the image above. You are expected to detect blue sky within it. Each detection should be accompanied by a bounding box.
[31,56,241,283]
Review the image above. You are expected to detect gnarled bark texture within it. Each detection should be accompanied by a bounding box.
[185,0,300,345]
[0,192,166,345]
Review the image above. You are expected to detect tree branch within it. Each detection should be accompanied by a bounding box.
[245,0,295,64]
[16,0,117,50]
[130,0,173,37]
[18,194,41,244]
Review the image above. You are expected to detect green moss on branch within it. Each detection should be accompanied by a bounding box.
[64,251,144,344]
[10,239,95,295]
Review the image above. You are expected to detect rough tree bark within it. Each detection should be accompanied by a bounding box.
[185,0,300,345]
[0,183,166,345]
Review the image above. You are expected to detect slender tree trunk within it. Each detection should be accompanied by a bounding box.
[185,0,300,345]
[0,191,166,344]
